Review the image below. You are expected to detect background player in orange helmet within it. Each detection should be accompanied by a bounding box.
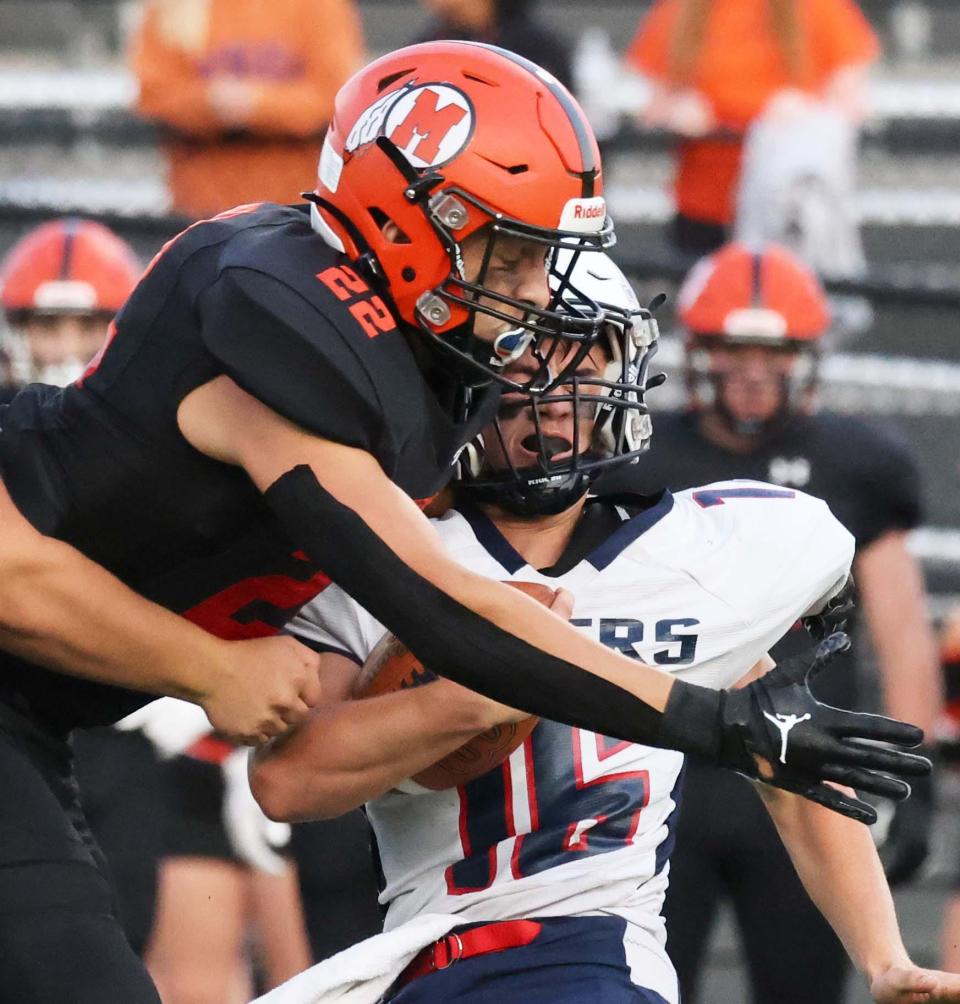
[600,242,942,1004]
[625,0,879,256]
[0,218,141,392]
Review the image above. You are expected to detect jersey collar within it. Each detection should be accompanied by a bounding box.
[586,490,673,570]
[455,491,675,576]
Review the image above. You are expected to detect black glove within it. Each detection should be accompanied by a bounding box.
[879,762,935,886]
[801,575,857,640]
[661,633,932,824]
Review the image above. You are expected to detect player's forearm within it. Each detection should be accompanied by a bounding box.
[250,682,492,821]
[856,535,943,736]
[0,528,222,701]
[759,783,912,982]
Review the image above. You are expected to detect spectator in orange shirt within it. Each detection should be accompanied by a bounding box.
[626,0,879,255]
[131,0,365,219]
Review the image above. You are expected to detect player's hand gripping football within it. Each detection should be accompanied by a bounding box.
[201,635,322,745]
[719,633,931,823]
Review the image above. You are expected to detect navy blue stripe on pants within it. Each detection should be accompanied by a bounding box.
[386,916,671,1004]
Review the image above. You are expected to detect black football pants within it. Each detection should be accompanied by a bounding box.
[0,702,160,1004]
[664,761,849,1004]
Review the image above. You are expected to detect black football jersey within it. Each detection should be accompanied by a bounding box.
[598,410,922,547]
[0,203,497,731]
[597,409,924,708]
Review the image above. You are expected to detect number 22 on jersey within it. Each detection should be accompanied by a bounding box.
[316,264,397,339]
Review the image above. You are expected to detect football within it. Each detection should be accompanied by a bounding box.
[353,580,556,789]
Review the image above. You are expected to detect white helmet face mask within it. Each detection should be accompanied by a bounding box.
[4,319,96,388]
[457,250,663,516]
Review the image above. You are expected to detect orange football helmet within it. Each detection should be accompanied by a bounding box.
[676,243,831,434]
[678,243,830,344]
[1,218,141,320]
[309,41,614,388]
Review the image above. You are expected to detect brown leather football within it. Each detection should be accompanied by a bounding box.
[353,580,554,789]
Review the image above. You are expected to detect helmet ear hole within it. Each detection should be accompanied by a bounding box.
[367,207,412,245]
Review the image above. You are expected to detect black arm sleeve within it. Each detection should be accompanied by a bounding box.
[197,268,383,450]
[264,465,695,746]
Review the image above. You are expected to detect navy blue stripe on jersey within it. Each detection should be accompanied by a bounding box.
[654,763,685,877]
[456,498,527,574]
[457,493,675,575]
[587,491,674,571]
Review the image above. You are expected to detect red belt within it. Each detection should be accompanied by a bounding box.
[396,919,543,988]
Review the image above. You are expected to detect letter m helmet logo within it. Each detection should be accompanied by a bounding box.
[383,83,475,168]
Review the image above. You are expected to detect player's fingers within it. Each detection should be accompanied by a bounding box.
[549,587,575,620]
[297,667,323,709]
[789,780,877,824]
[830,710,925,748]
[805,631,852,680]
[276,702,310,728]
[817,764,911,801]
[232,731,261,747]
[258,717,287,742]
[825,739,931,776]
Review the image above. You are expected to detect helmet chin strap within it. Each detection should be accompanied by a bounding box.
[464,467,591,518]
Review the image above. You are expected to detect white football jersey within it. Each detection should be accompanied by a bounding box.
[291,481,853,1003]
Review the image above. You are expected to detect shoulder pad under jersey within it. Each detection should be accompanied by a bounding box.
[197,264,386,450]
[668,480,855,631]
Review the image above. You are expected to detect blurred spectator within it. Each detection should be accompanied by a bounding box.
[600,243,942,1004]
[144,729,313,1003]
[625,0,879,255]
[0,218,140,397]
[417,0,573,91]
[131,0,364,219]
